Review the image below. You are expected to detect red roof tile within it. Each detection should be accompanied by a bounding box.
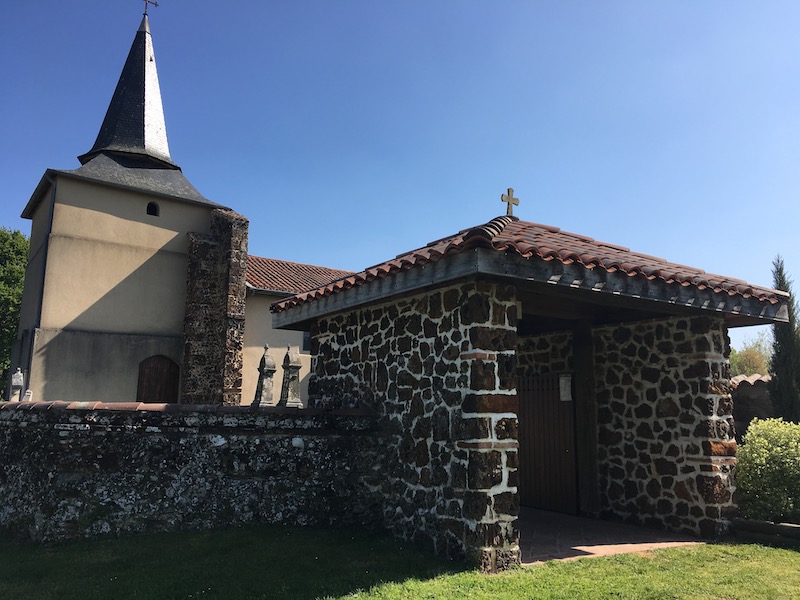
[246,255,353,295]
[272,216,784,312]
[731,373,772,387]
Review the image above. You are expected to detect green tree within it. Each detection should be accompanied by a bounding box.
[770,255,800,423]
[0,228,29,384]
[730,331,772,377]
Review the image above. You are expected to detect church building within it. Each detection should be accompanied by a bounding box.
[10,15,347,407]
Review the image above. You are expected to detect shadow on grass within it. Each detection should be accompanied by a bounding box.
[0,525,468,600]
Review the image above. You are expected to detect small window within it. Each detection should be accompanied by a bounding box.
[146,202,160,216]
[302,331,312,353]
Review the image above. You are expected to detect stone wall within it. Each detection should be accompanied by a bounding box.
[182,209,249,405]
[310,280,521,571]
[1,277,737,567]
[0,402,381,542]
[515,316,735,537]
[593,316,736,536]
[517,331,573,377]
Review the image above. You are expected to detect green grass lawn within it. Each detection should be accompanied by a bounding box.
[1,525,798,600]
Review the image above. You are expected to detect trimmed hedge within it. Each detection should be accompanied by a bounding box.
[737,418,800,523]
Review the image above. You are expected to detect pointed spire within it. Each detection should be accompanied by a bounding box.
[79,15,177,168]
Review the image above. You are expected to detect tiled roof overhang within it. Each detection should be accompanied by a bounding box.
[272,216,789,329]
[246,255,353,296]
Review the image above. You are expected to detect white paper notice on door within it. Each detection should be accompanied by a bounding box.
[559,374,573,402]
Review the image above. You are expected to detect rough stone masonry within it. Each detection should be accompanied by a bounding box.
[517,316,736,538]
[309,279,737,568]
[310,280,522,571]
[0,276,737,574]
[0,403,382,542]
[182,208,249,406]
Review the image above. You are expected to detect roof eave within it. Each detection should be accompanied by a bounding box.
[272,250,483,330]
[272,248,788,330]
[78,148,179,170]
[21,169,59,219]
[245,283,295,298]
[49,169,228,210]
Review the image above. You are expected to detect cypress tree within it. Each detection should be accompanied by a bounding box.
[770,255,800,422]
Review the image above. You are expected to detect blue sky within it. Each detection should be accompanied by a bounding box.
[4,1,799,349]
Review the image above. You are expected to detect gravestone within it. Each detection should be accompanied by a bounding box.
[10,368,24,402]
[278,347,302,408]
[252,344,277,408]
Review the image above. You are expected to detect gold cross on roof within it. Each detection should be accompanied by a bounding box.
[143,0,159,15]
[501,188,519,216]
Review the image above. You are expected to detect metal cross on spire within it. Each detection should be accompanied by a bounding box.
[501,188,519,216]
[143,0,159,15]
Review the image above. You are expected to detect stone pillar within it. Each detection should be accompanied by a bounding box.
[455,281,520,573]
[688,317,737,537]
[278,347,303,408]
[182,209,248,405]
[252,345,277,408]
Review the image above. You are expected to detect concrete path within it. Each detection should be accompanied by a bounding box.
[519,508,702,565]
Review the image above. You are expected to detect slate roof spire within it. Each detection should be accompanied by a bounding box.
[79,15,177,168]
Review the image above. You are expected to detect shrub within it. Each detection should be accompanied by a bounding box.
[737,418,800,523]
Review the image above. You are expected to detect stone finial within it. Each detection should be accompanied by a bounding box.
[10,368,24,402]
[501,188,519,217]
[278,346,303,408]
[252,344,277,409]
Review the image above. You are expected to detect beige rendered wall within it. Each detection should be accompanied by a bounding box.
[17,188,54,334]
[241,293,311,406]
[28,328,183,403]
[39,176,213,334]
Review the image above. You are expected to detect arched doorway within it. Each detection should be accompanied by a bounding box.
[136,355,180,403]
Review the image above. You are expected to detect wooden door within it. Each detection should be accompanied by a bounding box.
[518,373,578,514]
[137,355,180,403]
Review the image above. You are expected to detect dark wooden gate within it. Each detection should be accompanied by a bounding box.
[518,373,578,514]
[137,355,180,404]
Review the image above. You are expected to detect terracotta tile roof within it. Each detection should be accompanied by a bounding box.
[246,255,353,295]
[731,373,772,387]
[272,215,784,312]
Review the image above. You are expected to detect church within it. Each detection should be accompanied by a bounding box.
[1,13,791,572]
[9,15,349,408]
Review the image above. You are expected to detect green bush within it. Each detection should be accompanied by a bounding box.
[737,418,800,523]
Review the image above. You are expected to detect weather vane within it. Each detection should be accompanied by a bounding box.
[143,0,159,16]
[501,187,519,217]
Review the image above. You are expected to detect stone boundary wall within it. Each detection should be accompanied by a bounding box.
[0,402,382,542]
[310,280,521,571]
[593,316,736,536]
[730,375,773,439]
[182,209,249,405]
